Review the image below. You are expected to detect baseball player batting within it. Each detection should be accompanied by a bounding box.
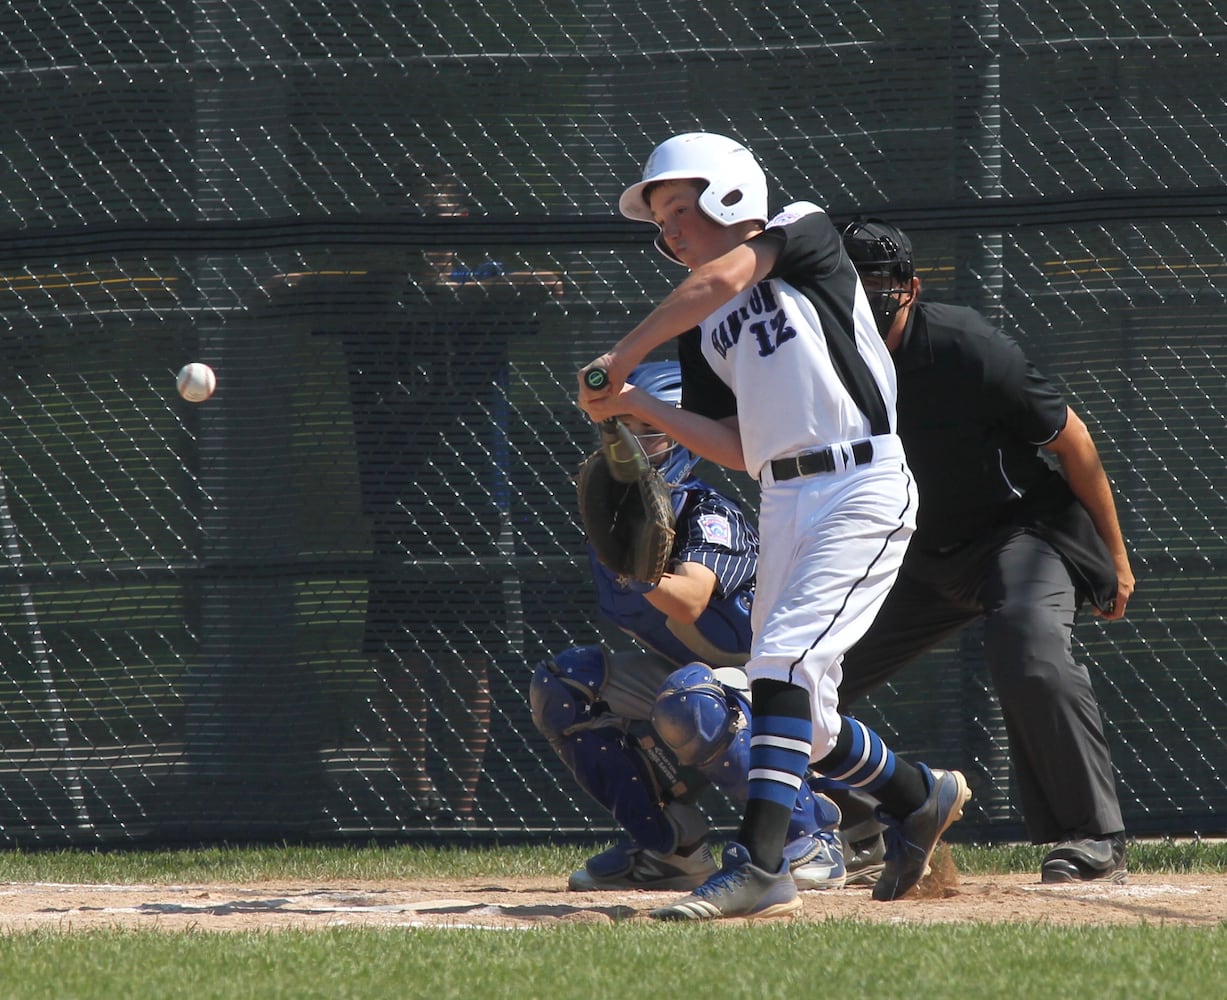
[578,131,970,919]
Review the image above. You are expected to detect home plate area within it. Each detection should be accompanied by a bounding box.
[0,872,1223,931]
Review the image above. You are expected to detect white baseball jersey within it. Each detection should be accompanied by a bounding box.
[679,202,899,479]
[677,202,917,753]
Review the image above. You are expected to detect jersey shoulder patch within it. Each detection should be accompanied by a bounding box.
[768,201,825,228]
[697,513,733,547]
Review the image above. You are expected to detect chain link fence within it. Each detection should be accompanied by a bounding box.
[0,1,1224,845]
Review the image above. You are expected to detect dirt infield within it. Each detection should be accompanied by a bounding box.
[3,852,1224,931]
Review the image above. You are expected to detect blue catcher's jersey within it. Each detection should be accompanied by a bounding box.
[589,480,756,667]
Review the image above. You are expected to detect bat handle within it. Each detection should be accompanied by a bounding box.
[584,367,609,390]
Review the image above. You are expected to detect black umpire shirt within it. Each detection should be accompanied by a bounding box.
[894,300,1117,609]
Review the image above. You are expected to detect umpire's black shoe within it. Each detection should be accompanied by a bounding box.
[841,832,887,888]
[1041,833,1127,884]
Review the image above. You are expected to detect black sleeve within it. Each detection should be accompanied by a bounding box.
[756,205,890,436]
[982,328,1069,445]
[759,208,844,284]
[678,326,738,420]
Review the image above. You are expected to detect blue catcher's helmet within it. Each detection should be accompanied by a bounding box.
[627,360,700,485]
[652,662,746,772]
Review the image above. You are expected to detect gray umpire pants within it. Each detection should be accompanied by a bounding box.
[834,527,1124,844]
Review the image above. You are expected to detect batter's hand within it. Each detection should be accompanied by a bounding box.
[578,354,629,417]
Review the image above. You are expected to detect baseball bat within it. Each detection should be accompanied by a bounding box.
[599,418,649,483]
[583,367,649,483]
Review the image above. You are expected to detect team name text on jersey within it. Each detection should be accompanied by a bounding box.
[709,281,797,360]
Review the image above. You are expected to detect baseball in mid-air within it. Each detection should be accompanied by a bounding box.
[176,362,216,403]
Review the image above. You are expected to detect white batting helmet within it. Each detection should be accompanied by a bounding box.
[619,132,769,262]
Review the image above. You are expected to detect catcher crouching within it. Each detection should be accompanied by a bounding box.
[530,361,845,892]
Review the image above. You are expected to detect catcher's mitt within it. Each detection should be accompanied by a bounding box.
[577,419,676,585]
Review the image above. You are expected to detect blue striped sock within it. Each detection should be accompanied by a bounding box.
[738,682,812,870]
[819,716,897,792]
[748,714,812,809]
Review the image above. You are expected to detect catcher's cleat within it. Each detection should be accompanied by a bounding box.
[873,766,971,902]
[841,831,887,888]
[1041,833,1127,884]
[786,830,847,891]
[649,842,801,921]
[568,841,717,892]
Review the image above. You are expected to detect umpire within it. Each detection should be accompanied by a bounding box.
[834,220,1135,884]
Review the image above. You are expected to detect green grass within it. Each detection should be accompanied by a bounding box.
[1,838,1224,884]
[0,840,1223,1000]
[951,838,1227,875]
[0,841,585,885]
[0,922,1223,1000]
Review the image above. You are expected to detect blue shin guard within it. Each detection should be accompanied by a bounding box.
[531,647,682,854]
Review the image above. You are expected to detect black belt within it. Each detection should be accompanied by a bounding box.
[769,440,875,482]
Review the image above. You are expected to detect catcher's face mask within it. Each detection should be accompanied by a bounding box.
[623,361,702,484]
[620,417,675,468]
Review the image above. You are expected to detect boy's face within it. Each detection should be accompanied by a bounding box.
[647,179,741,269]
